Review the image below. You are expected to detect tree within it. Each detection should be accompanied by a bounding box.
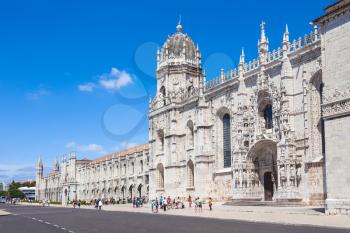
[0,191,8,197]
[9,181,21,190]
[8,189,25,199]
[22,181,36,187]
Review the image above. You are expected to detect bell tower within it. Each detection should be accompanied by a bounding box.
[155,22,202,107]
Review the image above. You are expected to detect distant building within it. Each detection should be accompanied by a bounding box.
[0,182,9,191]
[36,144,149,204]
[18,187,36,200]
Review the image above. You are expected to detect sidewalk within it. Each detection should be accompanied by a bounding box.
[0,209,10,216]
[19,202,350,229]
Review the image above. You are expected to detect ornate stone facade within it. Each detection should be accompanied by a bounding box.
[148,17,327,204]
[36,1,350,215]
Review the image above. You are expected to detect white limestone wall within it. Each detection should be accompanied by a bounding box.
[320,10,350,214]
[324,117,350,214]
[322,13,350,91]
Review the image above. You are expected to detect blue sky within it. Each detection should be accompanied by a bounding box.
[0,0,329,181]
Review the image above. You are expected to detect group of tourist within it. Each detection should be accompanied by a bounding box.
[151,195,213,213]
[92,198,103,210]
[72,199,81,208]
[132,196,146,208]
[65,195,213,213]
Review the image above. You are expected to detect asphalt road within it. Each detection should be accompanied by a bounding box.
[0,204,349,233]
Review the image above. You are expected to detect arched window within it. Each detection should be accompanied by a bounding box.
[223,113,231,168]
[160,86,166,96]
[187,160,194,188]
[159,86,166,105]
[123,164,127,175]
[140,160,143,173]
[264,104,273,129]
[129,185,134,199]
[187,86,194,96]
[121,186,125,199]
[137,184,142,198]
[131,162,135,174]
[187,121,194,148]
[157,163,164,189]
[157,130,164,153]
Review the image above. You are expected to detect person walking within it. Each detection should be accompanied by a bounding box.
[208,197,213,211]
[151,199,155,213]
[77,200,81,208]
[94,199,98,209]
[187,195,192,208]
[167,196,171,209]
[98,199,103,210]
[198,197,203,213]
[132,197,136,208]
[163,197,167,211]
[159,196,163,209]
[194,197,198,213]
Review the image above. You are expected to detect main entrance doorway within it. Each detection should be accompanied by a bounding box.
[264,172,273,201]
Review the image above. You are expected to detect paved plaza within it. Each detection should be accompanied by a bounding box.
[1,203,350,232]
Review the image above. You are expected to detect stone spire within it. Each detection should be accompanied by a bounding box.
[37,156,43,178]
[176,15,183,32]
[53,158,59,172]
[281,24,292,78]
[37,156,43,169]
[70,151,77,159]
[238,48,245,78]
[196,43,201,66]
[257,21,269,92]
[279,24,294,141]
[240,48,245,64]
[260,20,267,44]
[198,70,206,107]
[283,24,289,44]
[258,21,269,59]
[258,20,269,66]
[238,48,246,91]
[199,70,205,97]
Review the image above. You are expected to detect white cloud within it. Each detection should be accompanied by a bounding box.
[78,83,95,92]
[99,68,133,91]
[78,67,133,93]
[26,87,50,100]
[65,141,103,152]
[65,141,77,148]
[77,144,103,152]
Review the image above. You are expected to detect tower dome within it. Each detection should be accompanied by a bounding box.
[157,22,201,69]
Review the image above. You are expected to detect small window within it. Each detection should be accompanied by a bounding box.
[264,104,273,129]
[223,114,231,168]
[244,141,249,147]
